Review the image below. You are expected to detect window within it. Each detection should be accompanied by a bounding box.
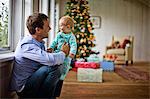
[24,0,33,36]
[0,0,57,54]
[0,0,10,51]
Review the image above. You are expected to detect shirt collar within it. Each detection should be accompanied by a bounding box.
[60,32,72,37]
[29,35,45,50]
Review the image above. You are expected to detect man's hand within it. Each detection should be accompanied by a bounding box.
[61,42,70,56]
[47,48,53,53]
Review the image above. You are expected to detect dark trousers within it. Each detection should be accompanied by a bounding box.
[17,65,64,99]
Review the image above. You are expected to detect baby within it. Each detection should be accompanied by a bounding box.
[47,16,77,80]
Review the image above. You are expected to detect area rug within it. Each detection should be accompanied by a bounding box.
[115,66,150,81]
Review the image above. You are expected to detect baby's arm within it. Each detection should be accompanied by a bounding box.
[50,37,58,49]
[49,33,60,51]
[69,34,77,58]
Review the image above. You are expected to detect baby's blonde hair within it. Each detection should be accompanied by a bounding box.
[59,16,74,31]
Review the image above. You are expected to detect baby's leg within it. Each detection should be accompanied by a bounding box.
[60,58,71,80]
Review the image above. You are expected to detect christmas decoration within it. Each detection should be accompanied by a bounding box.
[65,0,97,59]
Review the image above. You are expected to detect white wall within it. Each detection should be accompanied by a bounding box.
[148,7,150,61]
[59,0,150,62]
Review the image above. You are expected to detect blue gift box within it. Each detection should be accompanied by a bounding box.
[100,61,114,71]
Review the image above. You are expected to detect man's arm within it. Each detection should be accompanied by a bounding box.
[22,44,66,66]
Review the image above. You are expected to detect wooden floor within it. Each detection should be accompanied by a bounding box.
[58,62,150,99]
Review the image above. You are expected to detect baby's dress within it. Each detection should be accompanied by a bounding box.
[50,32,77,80]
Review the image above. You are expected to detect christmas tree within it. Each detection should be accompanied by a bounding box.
[65,0,96,59]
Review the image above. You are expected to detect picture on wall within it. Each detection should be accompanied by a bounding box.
[90,16,101,28]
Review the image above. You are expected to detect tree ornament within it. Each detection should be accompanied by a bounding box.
[81,50,85,53]
[88,41,91,44]
[80,39,84,43]
[71,3,74,6]
[76,34,80,38]
[83,38,86,43]
[83,53,86,56]
[80,16,83,19]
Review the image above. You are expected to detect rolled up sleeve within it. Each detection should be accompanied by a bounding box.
[22,44,66,66]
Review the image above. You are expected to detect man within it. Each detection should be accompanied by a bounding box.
[10,13,70,98]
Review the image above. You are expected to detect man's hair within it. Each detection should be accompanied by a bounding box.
[26,13,48,35]
[59,16,74,30]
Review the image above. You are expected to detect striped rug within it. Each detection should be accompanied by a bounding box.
[115,66,150,81]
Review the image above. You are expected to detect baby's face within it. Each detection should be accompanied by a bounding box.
[59,20,71,34]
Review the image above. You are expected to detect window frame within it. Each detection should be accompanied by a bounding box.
[0,0,13,53]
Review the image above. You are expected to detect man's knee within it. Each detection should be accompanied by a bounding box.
[59,64,64,74]
[48,64,63,78]
[37,65,63,78]
[36,66,48,75]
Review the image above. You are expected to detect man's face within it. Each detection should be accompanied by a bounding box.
[36,19,51,39]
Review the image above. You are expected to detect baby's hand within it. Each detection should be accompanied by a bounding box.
[69,53,75,58]
[47,48,53,53]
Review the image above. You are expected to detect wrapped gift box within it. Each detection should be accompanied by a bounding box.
[100,61,114,71]
[75,62,99,69]
[87,54,100,63]
[77,68,103,82]
[103,54,117,62]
